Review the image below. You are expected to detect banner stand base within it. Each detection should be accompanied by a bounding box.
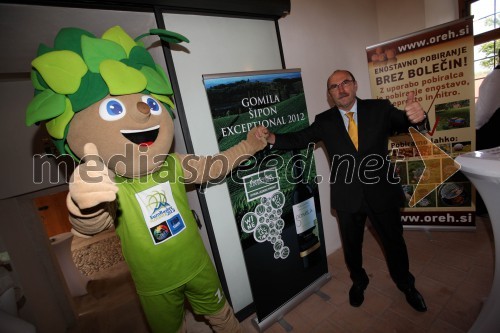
[277,319,293,332]
[251,272,332,332]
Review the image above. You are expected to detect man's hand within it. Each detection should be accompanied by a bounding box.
[255,125,275,144]
[69,143,118,210]
[405,91,427,124]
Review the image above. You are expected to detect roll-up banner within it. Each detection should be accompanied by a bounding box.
[203,69,330,331]
[366,18,476,229]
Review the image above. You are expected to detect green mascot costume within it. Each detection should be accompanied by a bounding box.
[26,25,267,333]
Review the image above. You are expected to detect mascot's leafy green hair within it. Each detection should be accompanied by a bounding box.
[25,26,188,159]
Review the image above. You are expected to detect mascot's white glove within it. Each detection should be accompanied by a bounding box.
[67,143,118,236]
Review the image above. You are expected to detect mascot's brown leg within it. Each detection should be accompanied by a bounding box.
[204,301,243,333]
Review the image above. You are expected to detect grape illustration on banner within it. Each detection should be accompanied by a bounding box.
[241,191,289,259]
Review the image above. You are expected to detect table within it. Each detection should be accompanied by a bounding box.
[456,147,500,332]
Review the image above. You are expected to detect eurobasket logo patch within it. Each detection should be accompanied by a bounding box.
[135,183,186,245]
[147,191,175,222]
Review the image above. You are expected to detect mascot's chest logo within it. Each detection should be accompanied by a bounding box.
[135,183,186,245]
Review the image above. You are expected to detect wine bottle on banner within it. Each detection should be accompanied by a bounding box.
[291,150,321,269]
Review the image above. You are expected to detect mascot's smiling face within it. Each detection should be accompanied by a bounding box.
[67,93,174,178]
[25,26,189,178]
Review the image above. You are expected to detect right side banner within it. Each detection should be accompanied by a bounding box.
[366,18,476,228]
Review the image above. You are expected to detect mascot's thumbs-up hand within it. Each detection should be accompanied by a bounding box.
[69,143,118,210]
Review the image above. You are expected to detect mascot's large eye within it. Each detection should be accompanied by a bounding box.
[141,96,162,115]
[99,98,126,121]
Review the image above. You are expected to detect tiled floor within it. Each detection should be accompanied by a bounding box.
[68,215,494,332]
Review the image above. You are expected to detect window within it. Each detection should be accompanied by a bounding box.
[461,0,500,99]
[472,0,499,35]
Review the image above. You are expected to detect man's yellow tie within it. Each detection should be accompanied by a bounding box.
[346,112,358,150]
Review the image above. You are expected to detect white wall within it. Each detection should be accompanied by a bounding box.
[376,0,426,41]
[278,0,379,256]
[376,0,459,41]
[424,0,459,29]
[278,0,459,255]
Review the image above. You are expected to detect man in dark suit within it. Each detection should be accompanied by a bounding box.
[256,69,428,312]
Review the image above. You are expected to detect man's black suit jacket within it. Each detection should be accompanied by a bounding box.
[273,98,415,213]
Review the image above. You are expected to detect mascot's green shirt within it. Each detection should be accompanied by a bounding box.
[114,154,209,296]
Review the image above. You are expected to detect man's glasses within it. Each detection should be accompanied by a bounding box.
[328,79,354,91]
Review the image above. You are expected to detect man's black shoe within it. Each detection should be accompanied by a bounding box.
[349,282,368,307]
[403,287,427,312]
